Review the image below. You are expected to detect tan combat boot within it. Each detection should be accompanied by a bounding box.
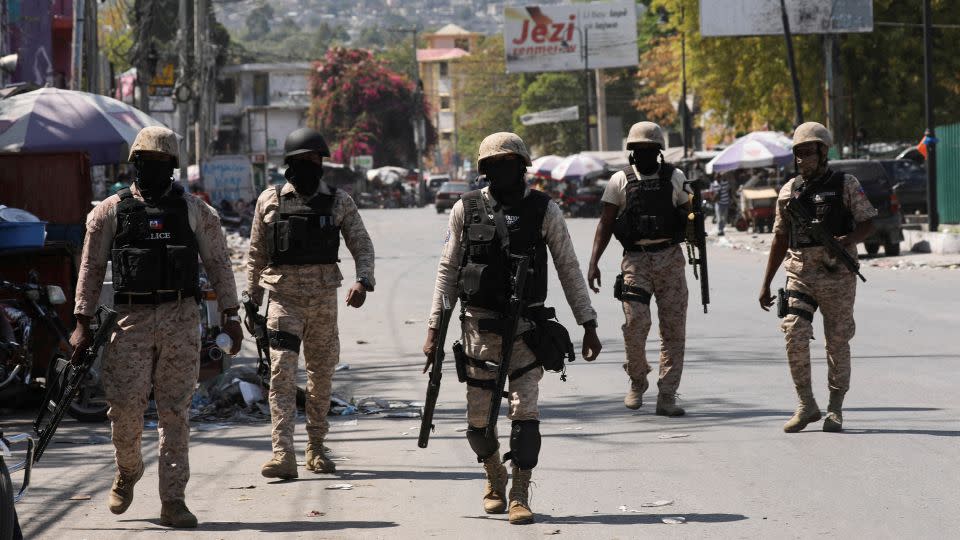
[624,377,649,410]
[159,500,198,528]
[508,467,534,525]
[655,393,686,417]
[822,390,845,432]
[305,441,336,473]
[481,455,508,514]
[783,386,822,433]
[261,451,298,479]
[108,460,144,515]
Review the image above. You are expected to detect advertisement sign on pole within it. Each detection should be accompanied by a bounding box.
[503,1,639,73]
[520,105,580,126]
[200,155,254,205]
[700,0,873,37]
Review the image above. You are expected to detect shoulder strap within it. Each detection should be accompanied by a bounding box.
[461,190,485,225]
[659,163,675,182]
[117,187,133,200]
[274,184,285,213]
[622,166,638,183]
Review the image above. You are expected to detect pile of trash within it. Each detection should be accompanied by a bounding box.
[225,231,250,274]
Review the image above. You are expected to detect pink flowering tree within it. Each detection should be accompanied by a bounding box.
[308,48,436,167]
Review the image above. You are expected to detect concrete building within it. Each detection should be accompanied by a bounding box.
[417,23,480,177]
[215,62,312,189]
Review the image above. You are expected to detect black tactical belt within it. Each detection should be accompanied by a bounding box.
[785,290,819,310]
[624,241,675,253]
[620,283,652,305]
[269,330,302,353]
[476,306,556,333]
[462,353,540,394]
[785,307,814,323]
[114,291,191,305]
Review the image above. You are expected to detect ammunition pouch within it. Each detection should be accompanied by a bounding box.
[268,330,302,353]
[522,319,574,377]
[111,244,200,298]
[614,274,652,304]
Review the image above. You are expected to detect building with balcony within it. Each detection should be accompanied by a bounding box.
[417,23,480,178]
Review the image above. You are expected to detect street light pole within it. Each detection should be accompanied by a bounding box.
[922,0,939,231]
[680,6,689,158]
[579,26,591,151]
[779,0,804,127]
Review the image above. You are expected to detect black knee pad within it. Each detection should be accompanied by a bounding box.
[506,420,541,470]
[466,425,499,461]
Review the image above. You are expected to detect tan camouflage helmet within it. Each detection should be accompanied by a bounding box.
[626,121,666,149]
[792,122,832,148]
[477,132,532,167]
[129,126,180,167]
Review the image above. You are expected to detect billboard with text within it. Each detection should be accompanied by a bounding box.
[700,0,873,37]
[504,1,639,74]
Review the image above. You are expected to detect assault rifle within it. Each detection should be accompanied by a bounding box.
[685,181,710,313]
[241,292,271,387]
[33,306,117,462]
[418,294,453,448]
[785,197,866,282]
[485,253,531,439]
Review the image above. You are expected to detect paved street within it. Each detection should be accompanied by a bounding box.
[6,206,960,539]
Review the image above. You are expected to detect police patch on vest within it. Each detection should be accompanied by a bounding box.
[505,214,520,226]
[812,192,836,202]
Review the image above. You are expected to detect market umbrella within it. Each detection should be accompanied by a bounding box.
[550,153,606,181]
[705,131,793,174]
[530,155,563,178]
[0,87,167,165]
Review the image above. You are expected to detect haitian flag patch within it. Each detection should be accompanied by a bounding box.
[149,218,164,231]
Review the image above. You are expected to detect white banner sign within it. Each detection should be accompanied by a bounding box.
[201,155,254,204]
[700,0,873,37]
[504,1,640,74]
[520,105,580,126]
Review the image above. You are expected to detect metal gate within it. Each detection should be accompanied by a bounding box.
[937,122,960,224]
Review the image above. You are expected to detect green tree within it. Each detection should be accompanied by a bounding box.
[515,72,587,155]
[245,3,273,41]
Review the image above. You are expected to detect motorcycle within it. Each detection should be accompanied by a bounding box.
[0,272,109,422]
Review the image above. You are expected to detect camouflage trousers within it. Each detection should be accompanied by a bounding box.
[266,288,340,455]
[620,246,689,394]
[102,301,200,503]
[461,317,543,428]
[780,272,857,392]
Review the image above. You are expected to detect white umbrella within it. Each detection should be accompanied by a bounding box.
[550,153,606,181]
[705,131,794,174]
[530,155,563,177]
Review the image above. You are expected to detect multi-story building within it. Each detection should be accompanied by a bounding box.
[214,62,312,189]
[417,23,480,177]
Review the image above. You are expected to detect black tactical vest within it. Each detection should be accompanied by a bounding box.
[457,189,550,313]
[789,170,854,248]
[613,164,683,246]
[111,185,200,297]
[267,185,341,266]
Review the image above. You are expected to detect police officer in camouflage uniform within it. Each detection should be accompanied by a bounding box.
[759,122,877,433]
[423,132,601,525]
[587,121,691,416]
[70,126,243,528]
[246,127,375,479]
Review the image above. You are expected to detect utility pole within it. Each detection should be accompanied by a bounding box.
[779,0,804,127]
[71,0,84,90]
[580,26,590,151]
[195,0,207,168]
[595,68,606,151]
[680,5,690,158]
[922,0,939,231]
[84,0,99,93]
[177,0,190,182]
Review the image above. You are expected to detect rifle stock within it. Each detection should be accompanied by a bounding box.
[418,295,452,448]
[33,306,117,462]
[785,199,866,282]
[484,254,531,439]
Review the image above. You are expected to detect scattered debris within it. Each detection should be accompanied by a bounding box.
[641,500,674,508]
[325,483,354,490]
[662,516,686,524]
[54,435,111,445]
[330,457,351,462]
[560,427,583,431]
[237,496,253,502]
[229,485,256,490]
[235,379,264,406]
[385,411,421,419]
[335,364,350,372]
[544,530,561,535]
[308,510,326,517]
[336,419,359,427]
[356,340,369,345]
[68,494,92,501]
[403,319,422,325]
[657,433,690,440]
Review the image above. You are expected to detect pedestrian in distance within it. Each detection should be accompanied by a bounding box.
[758,122,877,433]
[69,126,243,528]
[587,121,692,417]
[246,127,375,480]
[422,132,601,525]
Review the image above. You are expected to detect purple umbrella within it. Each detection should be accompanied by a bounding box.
[0,87,167,165]
[705,131,793,174]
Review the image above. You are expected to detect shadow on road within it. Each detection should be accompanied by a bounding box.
[80,519,399,532]
[465,513,748,525]
[842,428,960,437]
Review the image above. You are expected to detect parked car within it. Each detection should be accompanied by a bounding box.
[434,181,469,213]
[427,174,451,199]
[879,159,927,215]
[829,160,903,256]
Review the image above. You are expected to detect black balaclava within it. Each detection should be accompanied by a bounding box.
[484,157,526,208]
[795,143,828,180]
[629,146,662,176]
[285,159,324,196]
[134,158,175,203]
